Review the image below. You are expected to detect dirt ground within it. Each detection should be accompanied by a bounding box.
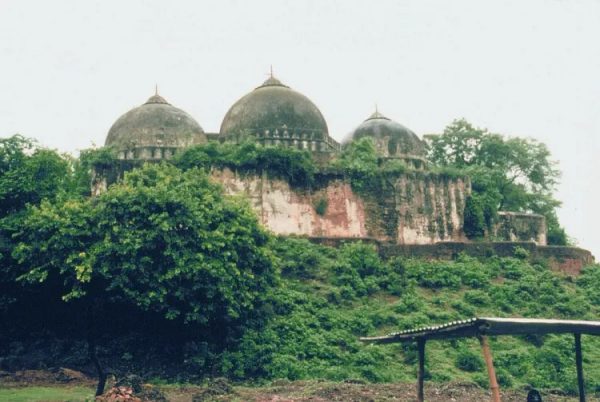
[164,380,598,402]
[0,369,597,402]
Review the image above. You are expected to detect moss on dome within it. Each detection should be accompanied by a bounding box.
[105,93,206,157]
[219,76,329,140]
[347,111,425,158]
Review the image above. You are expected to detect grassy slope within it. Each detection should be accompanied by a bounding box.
[220,238,600,395]
[0,386,94,402]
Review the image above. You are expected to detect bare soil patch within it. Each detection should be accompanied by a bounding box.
[1,370,597,401]
[163,380,599,402]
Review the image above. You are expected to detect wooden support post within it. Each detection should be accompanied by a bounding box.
[575,333,586,402]
[479,335,500,402]
[417,338,426,402]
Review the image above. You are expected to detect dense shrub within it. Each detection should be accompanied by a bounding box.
[208,239,600,391]
[455,349,484,372]
[174,141,316,187]
[463,195,485,238]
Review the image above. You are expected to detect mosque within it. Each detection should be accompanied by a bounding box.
[96,73,548,247]
[104,73,427,165]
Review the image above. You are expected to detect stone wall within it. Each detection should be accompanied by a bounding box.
[212,168,469,245]
[91,160,142,196]
[92,162,548,246]
[310,238,595,276]
[213,169,368,238]
[492,211,547,245]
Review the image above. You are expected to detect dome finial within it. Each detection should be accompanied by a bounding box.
[259,67,288,88]
[366,106,389,121]
[145,86,169,105]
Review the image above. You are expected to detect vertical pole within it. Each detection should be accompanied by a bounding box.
[479,335,501,402]
[417,338,426,402]
[575,333,586,402]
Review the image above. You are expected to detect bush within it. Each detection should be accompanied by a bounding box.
[463,195,485,238]
[463,290,490,306]
[456,349,484,372]
[174,141,316,187]
[314,197,328,216]
[514,246,530,260]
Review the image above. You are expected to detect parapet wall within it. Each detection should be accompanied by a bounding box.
[310,237,595,275]
[219,130,341,153]
[212,168,470,245]
[492,212,547,245]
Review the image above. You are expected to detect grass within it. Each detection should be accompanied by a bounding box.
[0,386,94,402]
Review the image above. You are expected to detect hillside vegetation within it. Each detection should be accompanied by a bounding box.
[4,235,600,395]
[0,125,593,398]
[219,238,600,394]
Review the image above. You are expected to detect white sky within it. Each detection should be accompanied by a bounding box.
[1,0,599,256]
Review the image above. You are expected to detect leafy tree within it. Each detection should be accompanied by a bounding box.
[334,137,379,174]
[0,135,75,317]
[331,137,379,193]
[0,135,72,218]
[71,146,118,197]
[463,195,486,238]
[13,163,277,394]
[426,119,567,243]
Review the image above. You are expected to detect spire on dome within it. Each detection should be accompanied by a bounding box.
[258,66,288,88]
[365,106,390,121]
[145,85,169,105]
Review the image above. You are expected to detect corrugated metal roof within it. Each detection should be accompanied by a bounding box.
[360,317,600,343]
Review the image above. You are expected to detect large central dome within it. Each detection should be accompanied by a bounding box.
[220,76,329,140]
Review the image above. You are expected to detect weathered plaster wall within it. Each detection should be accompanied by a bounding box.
[492,212,547,245]
[386,173,469,244]
[212,169,369,238]
[211,169,469,245]
[92,162,547,246]
[91,160,142,196]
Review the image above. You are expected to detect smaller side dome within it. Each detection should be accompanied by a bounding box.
[105,91,206,160]
[348,110,425,158]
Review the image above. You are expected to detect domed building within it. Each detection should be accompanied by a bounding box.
[347,109,427,169]
[91,75,550,247]
[220,75,340,153]
[105,91,206,160]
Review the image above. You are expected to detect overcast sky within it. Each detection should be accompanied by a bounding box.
[1,0,599,256]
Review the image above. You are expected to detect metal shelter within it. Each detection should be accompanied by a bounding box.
[360,317,600,402]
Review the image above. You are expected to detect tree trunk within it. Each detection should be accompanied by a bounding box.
[89,338,107,396]
[86,301,106,396]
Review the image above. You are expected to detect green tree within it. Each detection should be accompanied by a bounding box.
[71,146,118,197]
[14,163,277,394]
[334,137,379,174]
[331,137,379,193]
[426,119,567,244]
[463,195,486,238]
[0,135,75,315]
[0,135,72,218]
